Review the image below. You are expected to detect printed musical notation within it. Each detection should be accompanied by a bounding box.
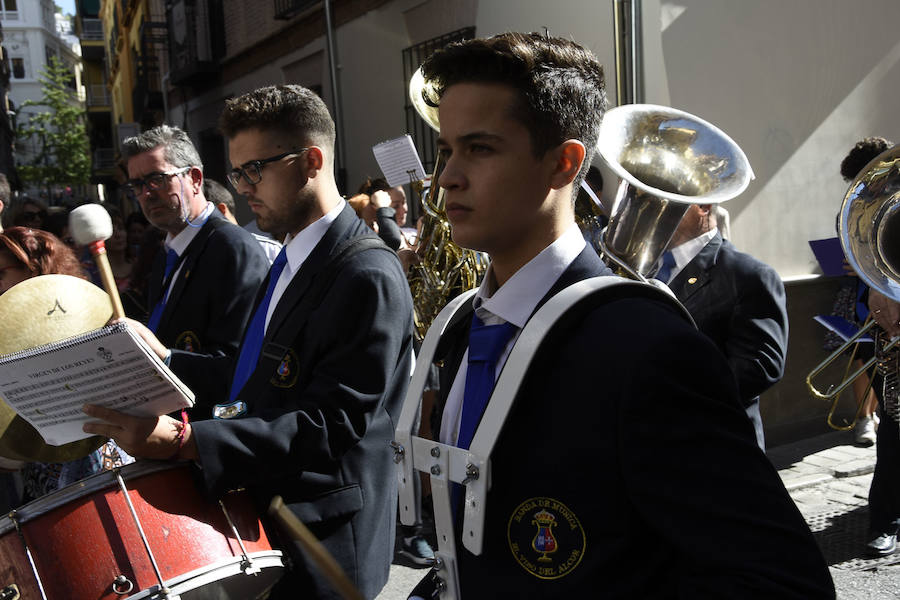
[0,323,194,445]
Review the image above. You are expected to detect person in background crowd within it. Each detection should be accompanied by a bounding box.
[10,197,48,231]
[205,177,281,263]
[655,202,788,451]
[0,173,9,233]
[831,137,893,446]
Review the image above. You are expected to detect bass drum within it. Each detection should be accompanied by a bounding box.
[0,461,284,599]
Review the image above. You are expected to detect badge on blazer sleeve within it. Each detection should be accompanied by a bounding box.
[270,349,300,388]
[508,497,586,580]
[176,331,200,353]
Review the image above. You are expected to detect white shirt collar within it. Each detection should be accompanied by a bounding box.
[669,227,718,273]
[165,202,215,256]
[474,223,586,328]
[280,199,346,273]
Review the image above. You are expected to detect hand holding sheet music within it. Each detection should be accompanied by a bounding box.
[0,322,194,446]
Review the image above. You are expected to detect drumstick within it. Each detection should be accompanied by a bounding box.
[268,496,365,600]
[69,204,125,319]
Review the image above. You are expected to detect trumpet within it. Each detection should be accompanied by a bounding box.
[806,145,900,427]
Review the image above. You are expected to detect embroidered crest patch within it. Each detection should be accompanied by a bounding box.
[175,330,200,353]
[270,349,299,388]
[507,497,586,580]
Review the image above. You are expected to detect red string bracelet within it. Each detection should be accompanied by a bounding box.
[170,408,189,459]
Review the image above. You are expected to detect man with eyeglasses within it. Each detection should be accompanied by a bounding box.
[120,125,269,414]
[85,87,414,599]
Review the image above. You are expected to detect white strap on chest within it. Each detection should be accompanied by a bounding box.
[394,276,688,599]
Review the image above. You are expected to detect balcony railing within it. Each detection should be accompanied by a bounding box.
[81,18,104,41]
[93,148,116,171]
[87,84,110,107]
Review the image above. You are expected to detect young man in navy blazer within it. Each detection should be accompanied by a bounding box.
[410,32,833,598]
[86,86,414,599]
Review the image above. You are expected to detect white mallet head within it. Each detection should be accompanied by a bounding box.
[69,204,113,246]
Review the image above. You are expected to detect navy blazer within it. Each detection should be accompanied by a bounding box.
[668,232,788,406]
[431,247,832,599]
[148,210,269,359]
[172,204,414,599]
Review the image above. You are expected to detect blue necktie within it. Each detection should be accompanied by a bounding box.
[654,250,676,283]
[147,249,179,332]
[457,314,518,450]
[228,247,288,403]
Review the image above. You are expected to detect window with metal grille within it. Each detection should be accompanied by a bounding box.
[274,0,318,21]
[401,26,474,175]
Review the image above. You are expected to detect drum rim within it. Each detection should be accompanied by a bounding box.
[0,459,179,533]
[120,550,285,600]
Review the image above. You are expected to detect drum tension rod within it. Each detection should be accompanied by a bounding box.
[115,469,176,599]
[10,511,48,600]
[219,499,260,575]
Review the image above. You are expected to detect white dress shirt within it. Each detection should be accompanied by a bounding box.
[661,227,718,284]
[161,202,215,301]
[264,199,345,331]
[439,223,586,446]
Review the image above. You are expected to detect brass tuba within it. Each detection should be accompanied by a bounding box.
[807,145,900,425]
[406,68,487,340]
[594,104,755,280]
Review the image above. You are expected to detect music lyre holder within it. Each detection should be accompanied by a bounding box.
[393,277,685,599]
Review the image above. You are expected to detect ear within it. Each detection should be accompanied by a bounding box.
[215,202,227,217]
[549,140,586,190]
[188,166,203,194]
[304,147,325,177]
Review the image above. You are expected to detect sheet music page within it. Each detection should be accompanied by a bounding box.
[372,135,426,187]
[0,323,194,446]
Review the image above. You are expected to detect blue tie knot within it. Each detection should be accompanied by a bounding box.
[468,319,518,363]
[655,250,676,282]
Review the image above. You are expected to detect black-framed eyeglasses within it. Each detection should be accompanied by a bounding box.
[226,148,309,188]
[123,167,192,200]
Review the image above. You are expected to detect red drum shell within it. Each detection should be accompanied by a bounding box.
[0,461,283,599]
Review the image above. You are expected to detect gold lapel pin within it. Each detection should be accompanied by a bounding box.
[688,277,698,284]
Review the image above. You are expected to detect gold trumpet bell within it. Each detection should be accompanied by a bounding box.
[596,104,754,279]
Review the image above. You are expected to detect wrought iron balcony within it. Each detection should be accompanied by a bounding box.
[167,0,222,86]
[92,148,116,171]
[80,18,103,40]
[86,84,110,107]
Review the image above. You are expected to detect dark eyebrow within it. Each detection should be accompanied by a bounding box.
[437,131,504,146]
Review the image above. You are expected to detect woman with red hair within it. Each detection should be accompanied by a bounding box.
[0,227,85,293]
[0,227,135,505]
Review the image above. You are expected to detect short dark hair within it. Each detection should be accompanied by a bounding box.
[840,136,893,181]
[203,178,234,213]
[219,85,336,153]
[420,32,607,192]
[357,176,390,195]
[121,124,203,171]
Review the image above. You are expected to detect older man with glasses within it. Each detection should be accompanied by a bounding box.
[120,125,269,415]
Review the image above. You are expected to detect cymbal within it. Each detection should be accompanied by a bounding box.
[0,275,112,462]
